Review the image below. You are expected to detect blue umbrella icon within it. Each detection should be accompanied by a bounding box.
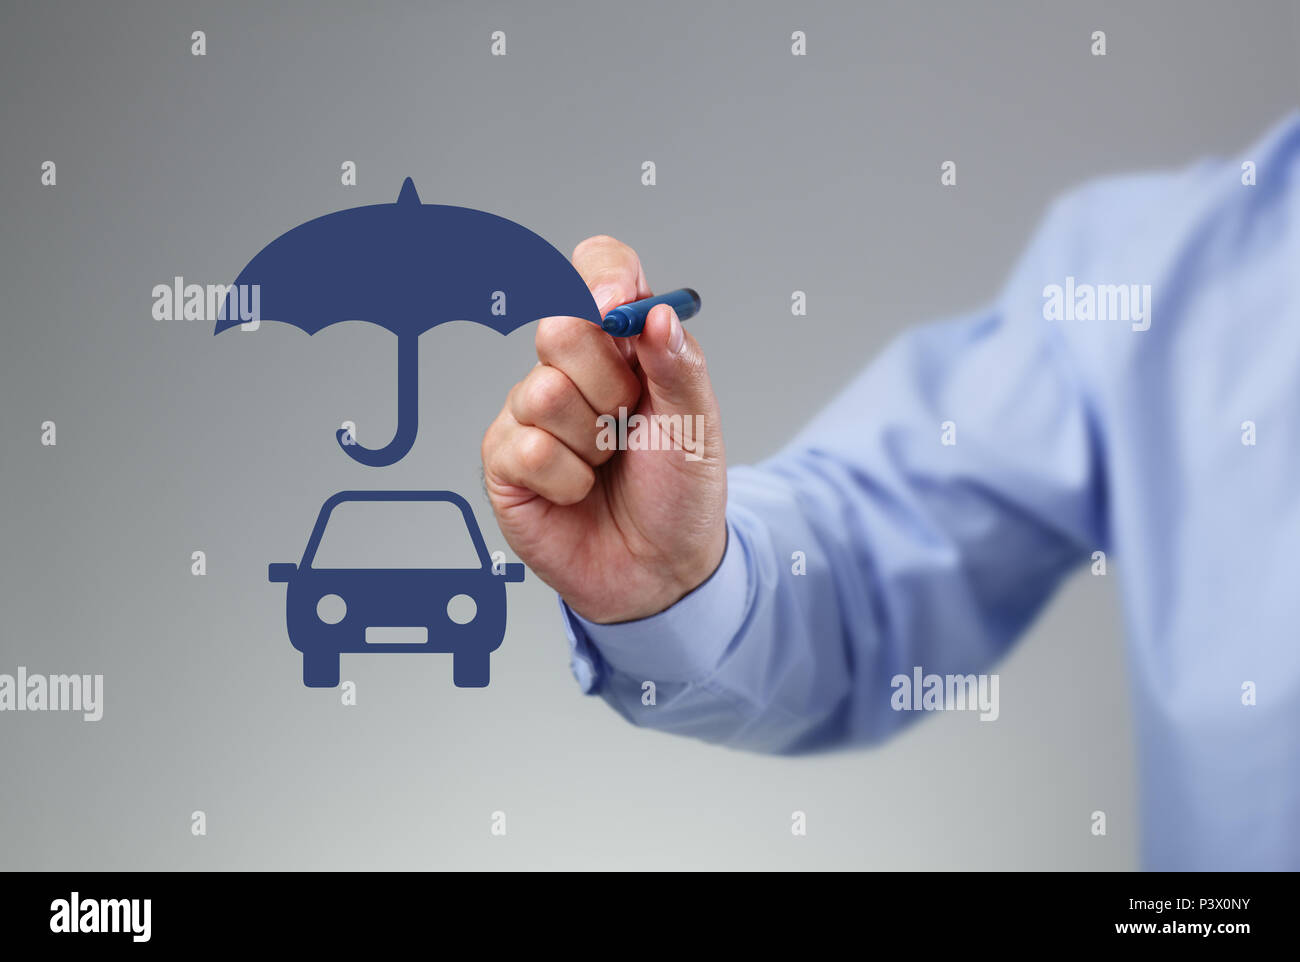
[216,178,601,466]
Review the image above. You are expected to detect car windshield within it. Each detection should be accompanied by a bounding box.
[309,499,483,569]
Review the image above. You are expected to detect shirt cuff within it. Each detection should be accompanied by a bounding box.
[559,521,751,693]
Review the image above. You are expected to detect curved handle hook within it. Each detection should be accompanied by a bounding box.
[337,332,420,467]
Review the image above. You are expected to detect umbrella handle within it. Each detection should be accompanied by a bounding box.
[336,332,420,467]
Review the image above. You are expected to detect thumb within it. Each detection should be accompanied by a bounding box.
[633,304,715,417]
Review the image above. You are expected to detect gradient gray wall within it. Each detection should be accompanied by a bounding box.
[1,0,1296,870]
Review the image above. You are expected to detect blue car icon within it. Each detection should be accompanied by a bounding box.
[268,491,524,688]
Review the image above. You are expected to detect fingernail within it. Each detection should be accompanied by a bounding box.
[666,306,684,355]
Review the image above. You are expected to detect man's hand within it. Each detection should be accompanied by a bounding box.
[481,235,727,623]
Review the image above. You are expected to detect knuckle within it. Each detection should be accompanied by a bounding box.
[589,270,637,303]
[535,313,593,359]
[687,350,709,385]
[682,338,711,384]
[516,428,556,476]
[522,366,572,422]
[572,234,621,259]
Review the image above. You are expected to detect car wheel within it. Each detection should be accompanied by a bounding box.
[452,649,490,688]
[303,651,341,688]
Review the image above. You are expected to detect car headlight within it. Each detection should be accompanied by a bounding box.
[317,593,347,624]
[447,594,477,624]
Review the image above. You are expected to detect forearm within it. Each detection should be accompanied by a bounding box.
[564,306,1100,753]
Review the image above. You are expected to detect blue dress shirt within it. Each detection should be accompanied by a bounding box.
[561,111,1300,870]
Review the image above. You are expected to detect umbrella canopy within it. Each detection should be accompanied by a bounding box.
[216,178,600,466]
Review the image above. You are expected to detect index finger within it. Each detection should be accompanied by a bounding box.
[572,234,653,315]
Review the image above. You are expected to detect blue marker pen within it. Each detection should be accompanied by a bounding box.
[601,288,701,337]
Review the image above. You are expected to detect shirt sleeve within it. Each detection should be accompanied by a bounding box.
[561,184,1114,755]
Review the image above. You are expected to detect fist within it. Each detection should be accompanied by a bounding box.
[481,235,727,623]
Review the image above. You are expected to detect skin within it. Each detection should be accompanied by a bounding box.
[481,235,728,624]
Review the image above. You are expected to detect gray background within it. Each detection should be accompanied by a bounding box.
[1,0,1296,870]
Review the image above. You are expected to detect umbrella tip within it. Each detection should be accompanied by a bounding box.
[397,177,421,206]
